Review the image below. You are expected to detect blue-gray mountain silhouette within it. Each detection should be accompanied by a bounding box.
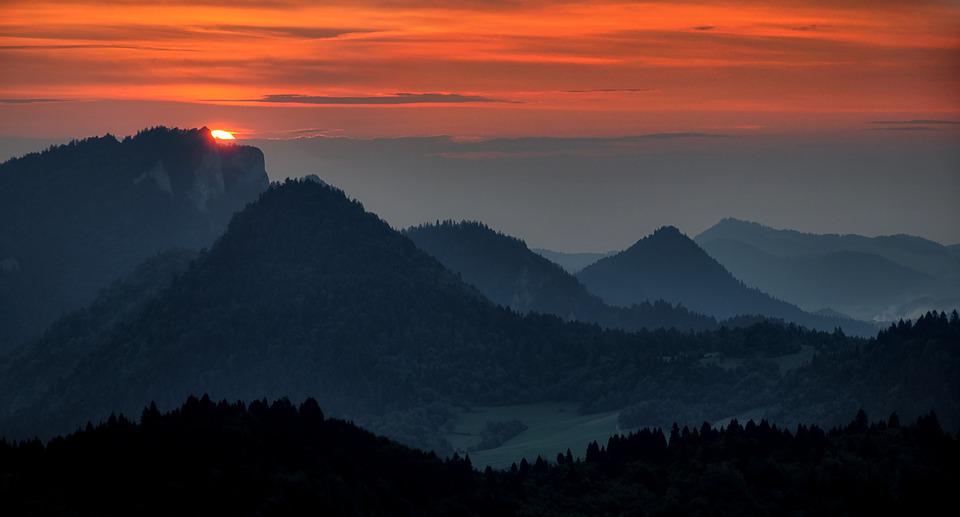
[695,218,960,321]
[576,226,875,335]
[406,221,715,332]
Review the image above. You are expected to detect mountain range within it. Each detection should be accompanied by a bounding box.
[10,179,729,443]
[695,218,960,321]
[406,221,715,332]
[0,127,268,351]
[2,176,954,455]
[0,127,956,460]
[575,226,876,336]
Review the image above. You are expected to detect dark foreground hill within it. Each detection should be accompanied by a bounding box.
[406,221,715,332]
[0,127,268,351]
[577,226,877,336]
[1,396,956,516]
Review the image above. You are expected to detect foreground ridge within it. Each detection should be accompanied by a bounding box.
[1,395,956,516]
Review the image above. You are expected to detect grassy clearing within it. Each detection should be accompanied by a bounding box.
[773,345,816,372]
[446,347,817,469]
[700,345,816,373]
[446,402,620,469]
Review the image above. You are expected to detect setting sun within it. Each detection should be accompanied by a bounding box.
[210,129,236,141]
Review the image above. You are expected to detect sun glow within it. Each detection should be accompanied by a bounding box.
[210,129,236,141]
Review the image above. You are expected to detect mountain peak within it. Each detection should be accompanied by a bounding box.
[652,225,683,236]
[406,220,717,332]
[702,217,769,237]
[577,225,876,334]
[211,179,376,261]
[624,225,700,255]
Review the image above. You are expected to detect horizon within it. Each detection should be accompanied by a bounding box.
[2,126,957,250]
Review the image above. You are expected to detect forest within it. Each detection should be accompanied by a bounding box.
[1,180,957,457]
[1,395,955,516]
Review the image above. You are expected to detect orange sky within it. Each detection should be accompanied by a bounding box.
[1,0,958,138]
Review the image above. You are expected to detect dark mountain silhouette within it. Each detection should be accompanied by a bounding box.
[1,395,955,516]
[576,226,876,335]
[698,218,960,278]
[0,127,268,351]
[700,238,937,318]
[696,218,960,320]
[532,248,614,273]
[0,249,196,419]
[0,180,875,448]
[1,179,956,460]
[406,221,715,332]
[950,244,960,258]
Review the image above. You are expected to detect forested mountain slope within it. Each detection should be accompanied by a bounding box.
[2,180,953,455]
[0,249,197,419]
[406,221,715,332]
[770,311,960,428]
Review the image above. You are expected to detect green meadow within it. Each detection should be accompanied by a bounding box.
[446,402,621,470]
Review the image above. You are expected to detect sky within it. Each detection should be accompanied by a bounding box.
[0,0,958,248]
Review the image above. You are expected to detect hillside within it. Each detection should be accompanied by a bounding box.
[0,127,268,351]
[0,180,862,448]
[1,395,955,516]
[696,218,960,320]
[576,226,876,335]
[770,310,960,428]
[0,249,197,419]
[406,221,715,332]
[4,180,955,457]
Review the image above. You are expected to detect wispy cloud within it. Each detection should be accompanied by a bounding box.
[0,98,70,104]
[564,88,656,93]
[200,25,371,39]
[245,93,515,105]
[0,44,196,52]
[0,23,372,43]
[431,132,731,159]
[865,119,960,132]
[870,119,960,125]
[865,126,941,132]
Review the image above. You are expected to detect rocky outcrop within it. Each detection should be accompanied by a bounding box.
[0,127,269,351]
